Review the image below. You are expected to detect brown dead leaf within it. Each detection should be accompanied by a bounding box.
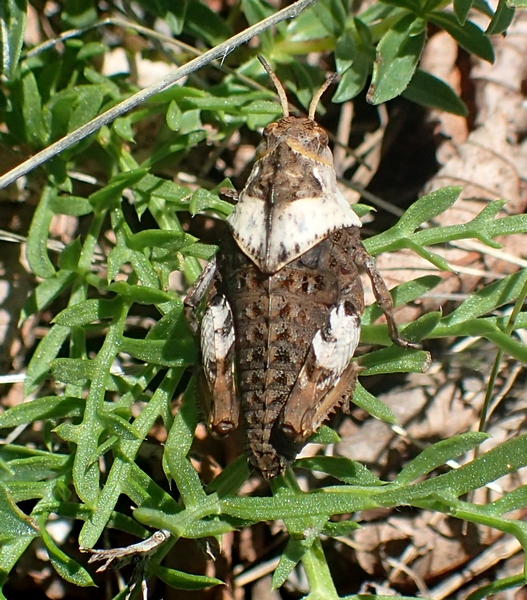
[337,363,484,468]
[370,13,527,319]
[420,30,468,153]
[352,510,500,595]
[337,379,427,467]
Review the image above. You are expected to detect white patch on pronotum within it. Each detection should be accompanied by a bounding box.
[312,304,361,377]
[227,163,361,273]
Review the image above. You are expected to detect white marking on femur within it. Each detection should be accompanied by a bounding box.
[312,305,361,375]
[201,296,235,380]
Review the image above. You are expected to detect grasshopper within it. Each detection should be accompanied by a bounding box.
[185,58,418,479]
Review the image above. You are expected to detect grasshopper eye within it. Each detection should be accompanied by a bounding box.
[315,127,329,147]
[254,139,269,160]
[263,122,278,139]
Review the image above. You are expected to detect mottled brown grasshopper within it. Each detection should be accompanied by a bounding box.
[185,57,418,479]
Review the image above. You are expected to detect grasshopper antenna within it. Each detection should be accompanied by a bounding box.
[308,73,338,120]
[258,55,289,117]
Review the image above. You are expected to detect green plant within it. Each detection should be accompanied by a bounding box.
[1,1,527,598]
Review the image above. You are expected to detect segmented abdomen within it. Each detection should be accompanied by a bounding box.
[219,233,354,478]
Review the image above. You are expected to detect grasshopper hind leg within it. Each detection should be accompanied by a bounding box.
[184,260,240,438]
[199,294,239,436]
[357,252,421,350]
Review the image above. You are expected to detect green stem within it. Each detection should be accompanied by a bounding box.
[479,271,527,433]
[302,538,340,600]
[276,470,340,600]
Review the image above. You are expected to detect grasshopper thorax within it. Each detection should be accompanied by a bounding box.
[226,62,361,274]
